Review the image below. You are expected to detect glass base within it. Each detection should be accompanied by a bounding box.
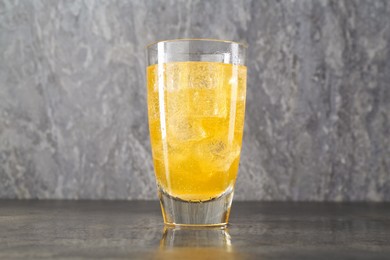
[158,188,234,227]
[160,226,231,248]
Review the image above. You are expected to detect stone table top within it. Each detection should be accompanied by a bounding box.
[1,200,389,259]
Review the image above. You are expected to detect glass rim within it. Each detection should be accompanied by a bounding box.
[145,38,248,49]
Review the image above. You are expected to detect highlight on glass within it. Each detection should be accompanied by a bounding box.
[146,39,247,226]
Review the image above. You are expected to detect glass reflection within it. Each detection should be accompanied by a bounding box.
[155,227,242,260]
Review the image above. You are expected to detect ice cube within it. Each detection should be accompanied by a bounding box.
[167,116,206,141]
[190,89,227,118]
[196,140,240,173]
[165,63,190,92]
[164,62,228,118]
[188,63,223,89]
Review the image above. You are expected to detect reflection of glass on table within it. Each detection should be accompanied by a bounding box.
[156,227,244,260]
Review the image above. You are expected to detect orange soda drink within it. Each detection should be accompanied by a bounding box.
[147,61,246,202]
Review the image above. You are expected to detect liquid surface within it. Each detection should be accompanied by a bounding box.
[147,62,246,201]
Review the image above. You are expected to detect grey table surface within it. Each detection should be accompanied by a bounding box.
[0,201,389,259]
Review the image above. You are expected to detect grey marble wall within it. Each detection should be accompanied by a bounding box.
[0,0,389,201]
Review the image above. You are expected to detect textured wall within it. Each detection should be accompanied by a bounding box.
[0,0,389,201]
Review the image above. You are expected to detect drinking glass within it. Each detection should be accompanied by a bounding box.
[146,39,247,226]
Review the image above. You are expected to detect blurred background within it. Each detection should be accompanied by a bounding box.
[0,0,389,201]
